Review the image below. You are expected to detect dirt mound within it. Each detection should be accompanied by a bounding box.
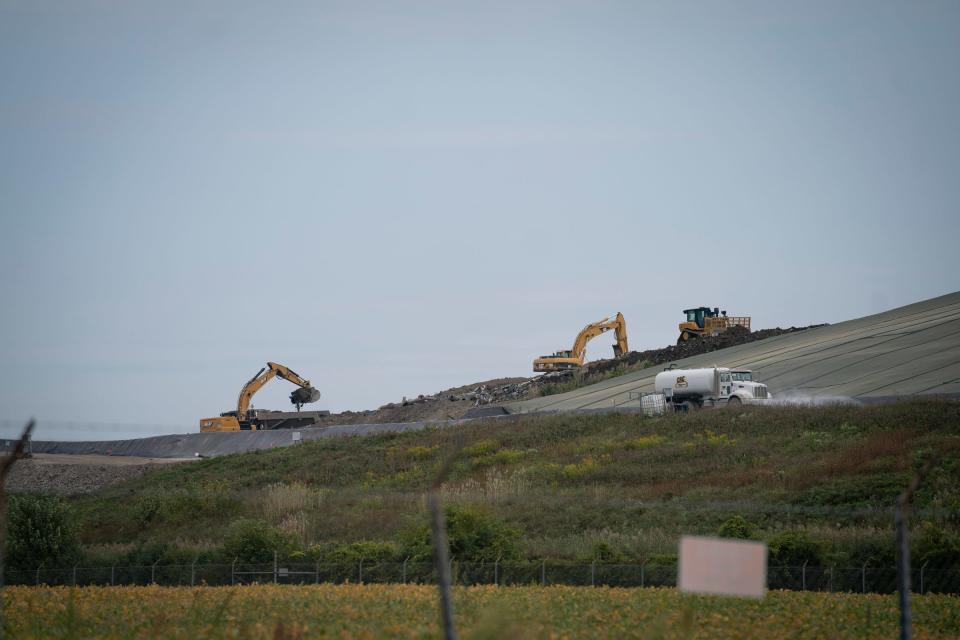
[310,377,530,426]
[585,324,825,377]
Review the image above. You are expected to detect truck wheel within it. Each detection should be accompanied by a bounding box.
[727,396,742,407]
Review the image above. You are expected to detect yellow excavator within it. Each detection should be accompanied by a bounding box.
[533,313,629,373]
[199,362,322,432]
[677,307,751,344]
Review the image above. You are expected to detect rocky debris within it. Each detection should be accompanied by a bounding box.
[7,460,163,495]
[309,378,530,426]
[584,324,826,377]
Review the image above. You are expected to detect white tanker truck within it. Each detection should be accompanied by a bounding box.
[654,366,772,410]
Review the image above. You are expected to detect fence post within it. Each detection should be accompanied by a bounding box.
[231,557,237,586]
[829,564,835,592]
[151,560,159,585]
[73,564,78,586]
[315,559,320,585]
[802,561,808,591]
[403,557,409,585]
[862,562,868,594]
[591,561,595,587]
[541,560,545,586]
[494,558,499,587]
[274,550,278,584]
[35,565,41,586]
[920,561,928,596]
[641,561,647,588]
[450,557,455,586]
[191,558,197,587]
[358,559,363,584]
[111,565,115,586]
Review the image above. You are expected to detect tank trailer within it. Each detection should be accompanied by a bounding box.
[654,366,772,410]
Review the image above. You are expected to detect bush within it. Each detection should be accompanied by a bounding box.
[767,530,823,567]
[400,506,521,563]
[845,539,895,567]
[912,522,960,566]
[323,541,398,564]
[220,519,297,563]
[132,481,236,529]
[6,495,81,570]
[587,541,630,564]
[717,516,758,540]
[624,435,665,450]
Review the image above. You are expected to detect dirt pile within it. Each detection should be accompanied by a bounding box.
[310,377,529,426]
[585,324,826,377]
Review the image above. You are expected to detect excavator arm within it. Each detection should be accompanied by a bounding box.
[570,313,628,361]
[236,362,318,419]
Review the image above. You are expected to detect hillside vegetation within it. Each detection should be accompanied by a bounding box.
[59,400,960,566]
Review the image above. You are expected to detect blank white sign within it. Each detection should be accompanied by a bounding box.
[678,535,767,599]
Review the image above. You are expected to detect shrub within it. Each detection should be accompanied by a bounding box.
[6,495,81,570]
[400,506,521,563]
[470,449,527,468]
[220,519,297,563]
[132,481,236,529]
[122,541,199,566]
[588,541,630,564]
[767,530,823,567]
[324,541,398,564]
[403,446,439,460]
[463,440,500,458]
[844,538,895,567]
[561,456,601,479]
[624,435,665,450]
[912,522,960,566]
[717,516,758,540]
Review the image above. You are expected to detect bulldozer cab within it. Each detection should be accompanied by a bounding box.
[683,307,719,329]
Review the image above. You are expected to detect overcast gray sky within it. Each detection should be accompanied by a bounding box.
[2,0,958,440]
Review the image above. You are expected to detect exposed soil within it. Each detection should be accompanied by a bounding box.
[309,377,530,426]
[5,454,195,495]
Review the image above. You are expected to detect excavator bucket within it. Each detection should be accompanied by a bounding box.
[290,387,321,409]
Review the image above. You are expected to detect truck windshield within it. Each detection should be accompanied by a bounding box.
[731,372,753,382]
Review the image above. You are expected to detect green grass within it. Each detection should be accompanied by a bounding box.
[67,400,960,563]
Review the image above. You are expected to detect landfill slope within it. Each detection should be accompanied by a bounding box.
[9,292,957,460]
[508,291,960,413]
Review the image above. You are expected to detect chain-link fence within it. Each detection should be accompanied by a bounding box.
[5,559,957,594]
